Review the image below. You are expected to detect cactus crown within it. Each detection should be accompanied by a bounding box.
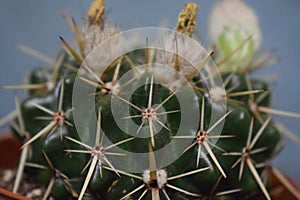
[1,1,300,200]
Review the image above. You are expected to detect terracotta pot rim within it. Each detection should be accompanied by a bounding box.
[0,187,30,200]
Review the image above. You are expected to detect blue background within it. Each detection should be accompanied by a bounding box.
[0,0,300,182]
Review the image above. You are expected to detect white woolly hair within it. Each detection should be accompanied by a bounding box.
[155,33,201,75]
[154,31,206,90]
[79,22,124,74]
[81,22,121,58]
[143,169,168,189]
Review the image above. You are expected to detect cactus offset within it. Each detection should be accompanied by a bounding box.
[1,1,300,200]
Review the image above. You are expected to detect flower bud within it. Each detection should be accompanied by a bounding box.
[209,0,262,72]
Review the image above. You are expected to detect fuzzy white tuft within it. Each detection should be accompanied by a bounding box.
[156,169,168,189]
[81,22,121,58]
[142,169,168,189]
[154,32,206,90]
[79,22,124,74]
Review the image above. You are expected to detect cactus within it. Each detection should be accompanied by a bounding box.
[2,1,300,200]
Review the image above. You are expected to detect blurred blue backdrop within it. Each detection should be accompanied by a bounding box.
[0,0,299,182]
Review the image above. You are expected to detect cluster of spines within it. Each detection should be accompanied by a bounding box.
[0,1,300,200]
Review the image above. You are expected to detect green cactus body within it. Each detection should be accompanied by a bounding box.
[14,59,281,199]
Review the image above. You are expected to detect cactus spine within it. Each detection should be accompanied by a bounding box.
[1,1,300,200]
